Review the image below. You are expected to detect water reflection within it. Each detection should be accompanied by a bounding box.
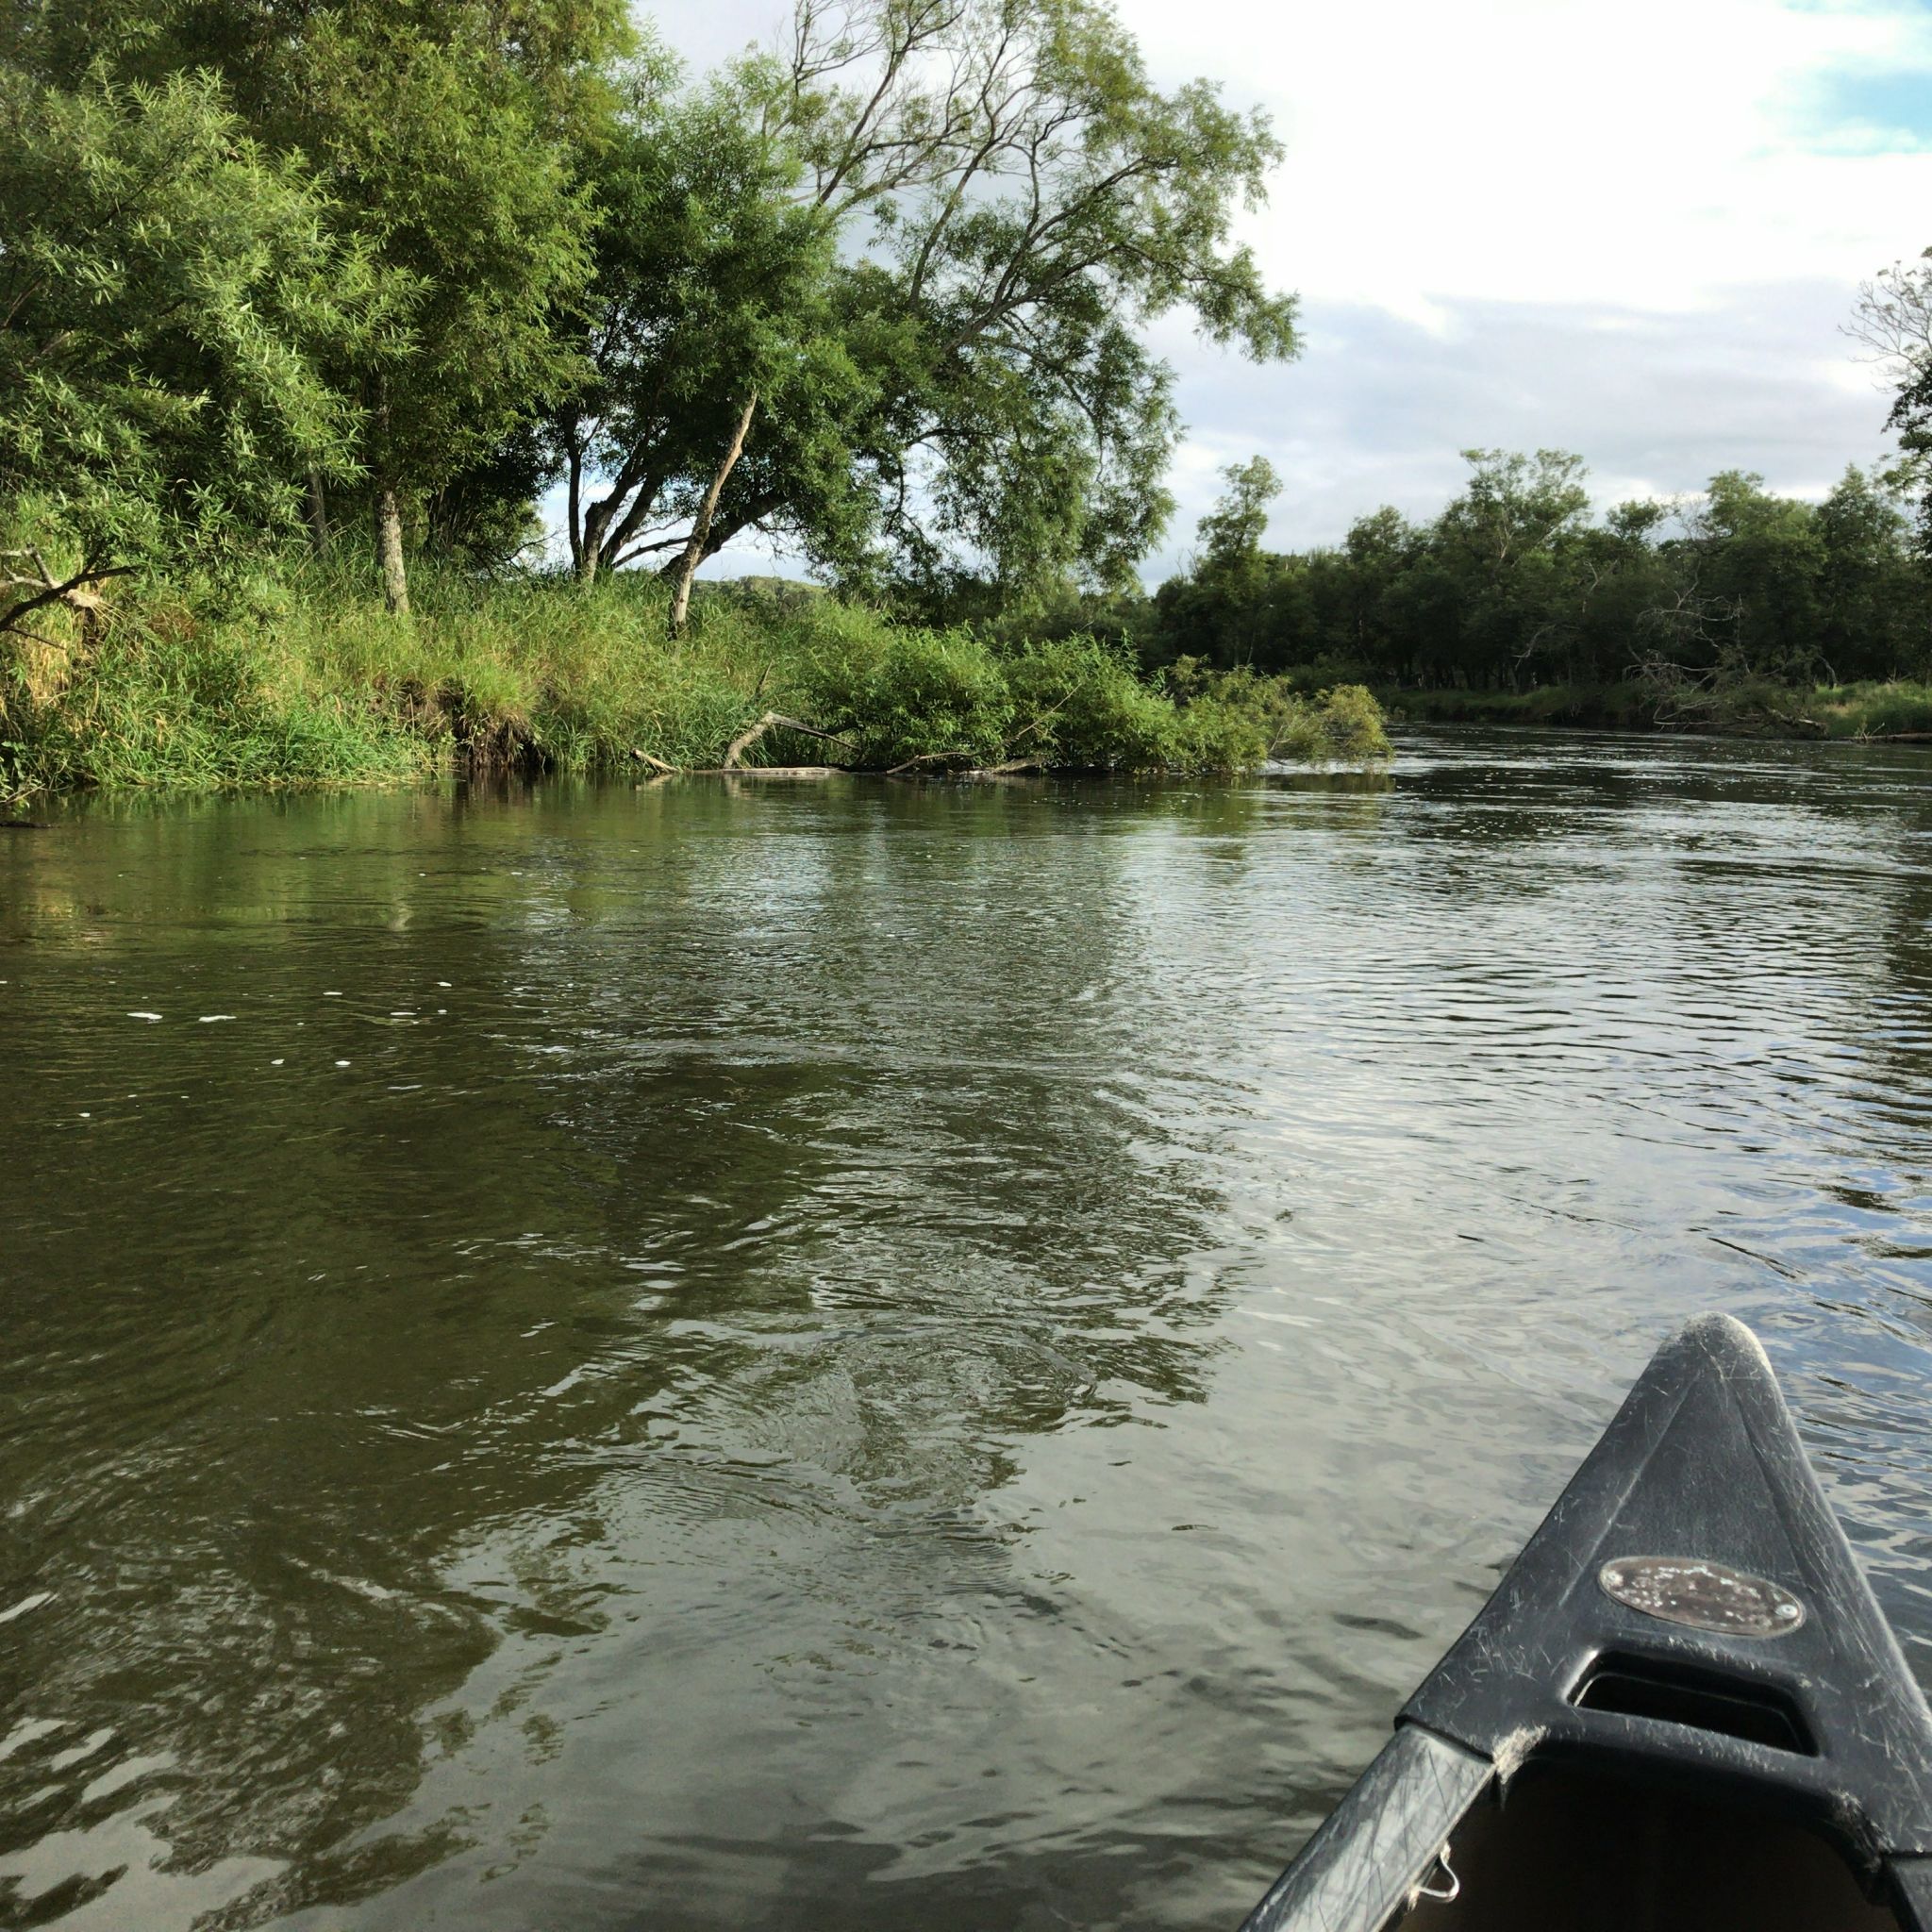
[3,735,1932,1929]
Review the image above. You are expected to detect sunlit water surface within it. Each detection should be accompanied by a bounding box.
[4,728,1932,1930]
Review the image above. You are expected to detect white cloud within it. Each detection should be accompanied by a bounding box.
[1141,0,1932,303]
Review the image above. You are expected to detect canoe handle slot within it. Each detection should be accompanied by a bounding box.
[1571,1653,1816,1755]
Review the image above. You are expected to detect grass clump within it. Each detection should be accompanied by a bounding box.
[1810,681,1932,739]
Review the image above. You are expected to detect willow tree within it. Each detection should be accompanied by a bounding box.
[12,0,633,612]
[558,54,869,606]
[1851,253,1932,559]
[289,1,630,611]
[566,0,1299,613]
[0,68,387,621]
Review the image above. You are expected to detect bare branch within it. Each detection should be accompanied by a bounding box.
[722,709,855,767]
[0,553,134,642]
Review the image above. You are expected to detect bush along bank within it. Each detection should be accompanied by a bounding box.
[0,566,1392,802]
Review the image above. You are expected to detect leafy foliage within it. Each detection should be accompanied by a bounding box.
[793,617,1016,766]
[0,68,386,566]
[559,54,870,581]
[2,561,1391,798]
[561,0,1299,606]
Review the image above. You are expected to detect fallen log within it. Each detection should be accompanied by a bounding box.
[722,711,854,769]
[889,757,1044,779]
[700,763,841,778]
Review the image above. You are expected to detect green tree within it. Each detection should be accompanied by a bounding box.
[1849,252,1932,556]
[571,0,1299,611]
[291,0,630,611]
[1198,457,1281,572]
[1425,449,1591,683]
[1685,471,1825,679]
[0,67,386,626]
[18,0,634,612]
[556,54,868,621]
[1813,466,1924,682]
[1146,457,1298,666]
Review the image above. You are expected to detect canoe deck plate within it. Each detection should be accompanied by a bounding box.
[1598,1556,1806,1638]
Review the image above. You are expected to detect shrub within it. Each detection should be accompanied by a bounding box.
[1307,684,1395,765]
[791,620,1013,768]
[2,560,1395,799]
[1004,635,1180,769]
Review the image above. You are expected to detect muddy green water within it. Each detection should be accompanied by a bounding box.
[3,729,1931,1931]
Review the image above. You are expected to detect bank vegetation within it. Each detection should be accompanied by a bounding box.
[1,561,1389,798]
[6,0,1929,795]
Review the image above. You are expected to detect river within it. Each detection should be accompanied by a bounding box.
[3,727,1931,1930]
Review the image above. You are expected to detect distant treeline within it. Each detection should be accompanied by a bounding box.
[1130,451,1929,701]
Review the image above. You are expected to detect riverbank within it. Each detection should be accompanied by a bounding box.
[1377,679,1932,740]
[0,566,1391,802]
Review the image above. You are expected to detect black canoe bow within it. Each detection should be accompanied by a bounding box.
[1240,1313,1932,1932]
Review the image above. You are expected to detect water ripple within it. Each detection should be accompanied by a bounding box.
[3,732,1932,1928]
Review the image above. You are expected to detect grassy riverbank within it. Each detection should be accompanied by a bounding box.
[1379,680,1932,740]
[0,565,1392,802]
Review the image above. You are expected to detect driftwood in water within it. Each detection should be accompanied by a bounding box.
[708,764,841,778]
[625,723,1046,781]
[884,748,969,775]
[887,756,1044,778]
[884,750,1047,777]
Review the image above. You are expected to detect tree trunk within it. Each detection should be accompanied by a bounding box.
[667,391,757,640]
[565,422,584,577]
[376,484,409,615]
[307,469,332,556]
[596,473,667,576]
[578,498,610,583]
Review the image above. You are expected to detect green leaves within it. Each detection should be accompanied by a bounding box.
[0,67,390,565]
[4,0,1301,625]
[1197,458,1282,575]
[564,0,1299,606]
[561,65,870,579]
[1148,445,1930,699]
[832,0,1298,597]
[291,0,630,510]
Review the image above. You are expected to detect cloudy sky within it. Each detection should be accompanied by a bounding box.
[639,0,1932,580]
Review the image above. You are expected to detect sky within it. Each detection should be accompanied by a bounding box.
[629,0,1932,582]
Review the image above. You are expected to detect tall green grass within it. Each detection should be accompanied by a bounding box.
[1,561,1392,800]
[1810,682,1932,738]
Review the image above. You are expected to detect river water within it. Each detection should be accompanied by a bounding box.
[3,727,1931,1930]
